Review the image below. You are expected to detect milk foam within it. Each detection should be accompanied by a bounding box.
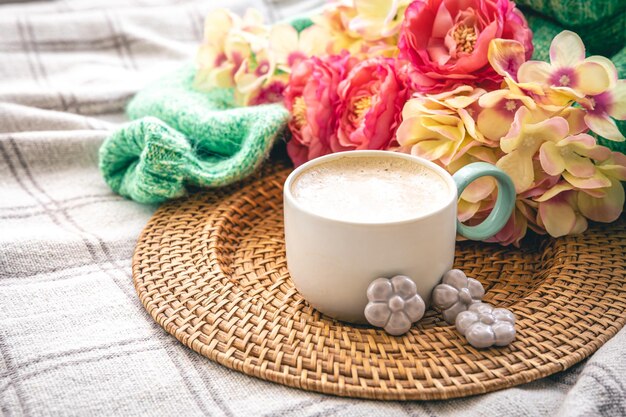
[291,156,450,223]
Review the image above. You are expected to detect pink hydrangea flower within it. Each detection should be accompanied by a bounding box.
[584,80,626,142]
[398,0,533,93]
[284,52,357,167]
[334,57,409,152]
[576,151,626,223]
[534,184,588,238]
[518,31,615,103]
[496,107,570,193]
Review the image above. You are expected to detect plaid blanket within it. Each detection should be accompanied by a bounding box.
[0,0,624,415]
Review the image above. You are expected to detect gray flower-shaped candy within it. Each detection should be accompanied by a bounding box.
[432,269,485,324]
[455,302,516,348]
[364,275,425,336]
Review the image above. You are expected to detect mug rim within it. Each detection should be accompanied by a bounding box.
[283,150,459,227]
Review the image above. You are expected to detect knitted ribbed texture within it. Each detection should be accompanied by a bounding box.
[99,66,289,203]
[517,1,625,59]
[516,0,624,28]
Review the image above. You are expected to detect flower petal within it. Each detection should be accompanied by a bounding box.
[539,141,566,176]
[442,269,468,291]
[563,152,595,177]
[364,303,391,327]
[477,106,515,142]
[571,213,588,234]
[422,115,465,141]
[299,25,331,57]
[234,65,268,92]
[563,170,611,189]
[492,321,516,346]
[391,275,417,299]
[531,116,570,142]
[517,61,552,85]
[367,278,393,302]
[586,55,619,86]
[385,312,412,336]
[455,311,478,335]
[492,308,516,324]
[458,199,481,222]
[242,8,265,27]
[499,106,530,152]
[203,9,236,44]
[467,278,485,300]
[445,91,485,109]
[468,303,493,314]
[550,30,585,68]
[431,284,459,310]
[577,179,625,222]
[497,152,535,192]
[598,152,626,180]
[488,39,526,78]
[466,146,498,163]
[608,80,626,120]
[458,108,480,140]
[579,187,607,198]
[535,182,573,202]
[201,64,236,89]
[460,176,496,203]
[431,0,454,38]
[268,24,298,63]
[404,295,426,322]
[443,302,468,325]
[395,117,431,146]
[574,61,611,95]
[351,0,402,39]
[478,90,510,108]
[411,139,453,161]
[465,322,496,348]
[561,107,588,135]
[539,197,576,237]
[584,114,626,142]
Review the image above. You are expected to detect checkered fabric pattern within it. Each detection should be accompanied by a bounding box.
[0,0,625,416]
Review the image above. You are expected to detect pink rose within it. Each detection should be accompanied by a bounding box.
[398,0,533,93]
[334,58,409,152]
[285,52,357,167]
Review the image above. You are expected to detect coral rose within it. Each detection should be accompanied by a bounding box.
[284,52,357,167]
[398,0,533,93]
[334,57,409,152]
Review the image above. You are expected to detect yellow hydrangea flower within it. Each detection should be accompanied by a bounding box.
[517,31,615,103]
[313,0,403,58]
[496,107,569,192]
[194,9,268,91]
[396,86,488,166]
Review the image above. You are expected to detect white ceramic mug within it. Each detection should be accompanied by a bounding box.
[283,151,515,323]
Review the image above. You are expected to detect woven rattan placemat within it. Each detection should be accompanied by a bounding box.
[132,162,626,400]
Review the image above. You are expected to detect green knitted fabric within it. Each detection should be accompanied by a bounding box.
[517,1,625,59]
[99,66,289,204]
[289,17,314,33]
[516,0,624,27]
[522,5,625,59]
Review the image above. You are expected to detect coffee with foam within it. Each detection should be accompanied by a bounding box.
[291,156,450,223]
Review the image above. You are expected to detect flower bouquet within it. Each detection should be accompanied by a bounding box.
[192,0,626,246]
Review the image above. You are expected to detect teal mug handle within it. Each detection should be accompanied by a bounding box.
[452,162,516,241]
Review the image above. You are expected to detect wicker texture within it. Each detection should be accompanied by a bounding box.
[133,163,626,400]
